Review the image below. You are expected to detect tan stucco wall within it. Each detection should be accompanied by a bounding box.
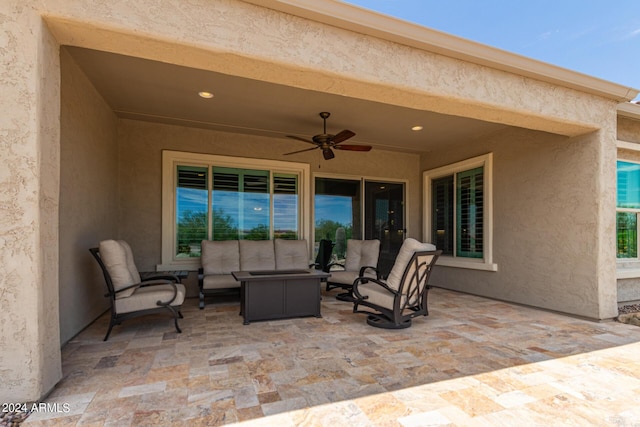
[58,48,119,344]
[0,6,62,401]
[425,120,619,320]
[42,1,605,139]
[1,0,629,400]
[618,116,640,144]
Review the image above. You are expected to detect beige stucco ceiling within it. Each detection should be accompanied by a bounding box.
[65,46,508,154]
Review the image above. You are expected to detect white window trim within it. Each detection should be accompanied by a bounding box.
[616,141,640,278]
[423,153,497,272]
[159,150,311,271]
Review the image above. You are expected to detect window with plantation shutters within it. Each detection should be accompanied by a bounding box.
[424,153,495,271]
[164,151,308,267]
[457,167,483,258]
[430,168,483,259]
[432,176,454,255]
[273,174,299,239]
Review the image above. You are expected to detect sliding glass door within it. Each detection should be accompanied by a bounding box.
[314,176,405,276]
[314,178,361,262]
[364,181,405,277]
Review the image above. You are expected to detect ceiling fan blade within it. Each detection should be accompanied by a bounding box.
[333,144,372,152]
[331,130,355,144]
[286,135,315,145]
[322,148,335,160]
[283,146,319,155]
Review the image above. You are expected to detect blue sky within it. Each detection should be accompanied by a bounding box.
[344,0,640,99]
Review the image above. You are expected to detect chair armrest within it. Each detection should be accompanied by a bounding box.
[358,265,380,279]
[141,274,180,283]
[352,277,399,299]
[155,281,179,306]
[106,282,141,298]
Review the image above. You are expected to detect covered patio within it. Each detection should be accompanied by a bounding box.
[25,287,640,426]
[4,0,640,407]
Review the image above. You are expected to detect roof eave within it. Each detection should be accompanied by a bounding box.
[618,102,640,120]
[243,0,639,102]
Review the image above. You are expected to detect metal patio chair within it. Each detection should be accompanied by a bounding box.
[89,240,185,340]
[352,238,441,329]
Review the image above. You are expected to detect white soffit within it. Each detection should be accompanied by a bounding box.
[243,0,639,102]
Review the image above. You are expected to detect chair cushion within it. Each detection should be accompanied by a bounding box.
[329,269,376,286]
[202,274,240,290]
[356,280,406,310]
[239,240,275,271]
[386,238,436,291]
[201,240,240,275]
[99,240,139,298]
[115,282,186,314]
[344,240,380,272]
[328,270,359,286]
[274,239,309,270]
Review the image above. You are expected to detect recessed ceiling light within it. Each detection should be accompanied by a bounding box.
[411,125,423,131]
[198,91,214,99]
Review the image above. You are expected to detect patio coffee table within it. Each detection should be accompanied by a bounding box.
[232,269,330,325]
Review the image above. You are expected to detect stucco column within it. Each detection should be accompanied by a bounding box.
[0,4,62,401]
[596,109,620,319]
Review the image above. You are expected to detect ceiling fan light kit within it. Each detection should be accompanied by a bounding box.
[284,112,372,160]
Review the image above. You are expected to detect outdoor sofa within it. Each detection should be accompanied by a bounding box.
[198,239,311,308]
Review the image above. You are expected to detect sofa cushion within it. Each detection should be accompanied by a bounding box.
[344,239,380,272]
[274,239,309,270]
[202,274,240,290]
[99,239,139,298]
[239,240,275,271]
[201,240,240,275]
[386,238,436,291]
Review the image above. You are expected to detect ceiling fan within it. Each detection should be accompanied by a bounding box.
[284,112,372,160]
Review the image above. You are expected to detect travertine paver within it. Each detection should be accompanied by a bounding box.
[24,287,640,426]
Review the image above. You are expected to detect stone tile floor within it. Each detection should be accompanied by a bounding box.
[24,287,640,426]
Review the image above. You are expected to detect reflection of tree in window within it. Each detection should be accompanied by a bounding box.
[212,167,270,240]
[617,161,640,259]
[314,177,360,259]
[617,212,638,258]
[176,166,208,257]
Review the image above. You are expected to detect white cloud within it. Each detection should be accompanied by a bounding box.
[537,30,557,40]
[623,28,640,39]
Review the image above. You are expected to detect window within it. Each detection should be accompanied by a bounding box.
[211,167,270,241]
[176,166,208,256]
[423,153,496,271]
[314,177,362,260]
[617,160,640,259]
[161,151,310,269]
